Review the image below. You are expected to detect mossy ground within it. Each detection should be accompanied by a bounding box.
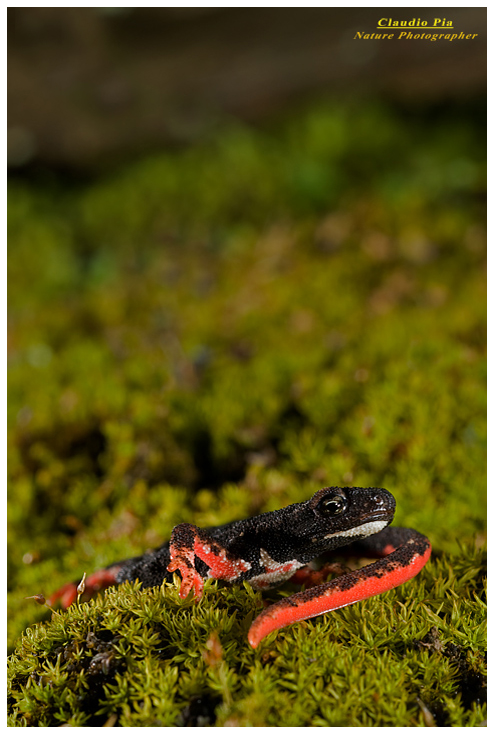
[8,98,486,726]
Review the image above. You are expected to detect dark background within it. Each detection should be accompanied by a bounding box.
[8,7,486,173]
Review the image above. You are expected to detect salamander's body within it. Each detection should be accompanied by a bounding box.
[49,487,431,647]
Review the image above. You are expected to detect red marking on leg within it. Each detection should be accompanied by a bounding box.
[248,532,431,648]
[167,530,251,598]
[167,524,212,599]
[193,539,251,582]
[168,553,205,599]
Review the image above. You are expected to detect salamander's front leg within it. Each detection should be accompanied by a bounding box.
[167,523,252,599]
[248,527,431,648]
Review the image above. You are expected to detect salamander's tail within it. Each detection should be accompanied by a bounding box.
[48,566,123,609]
[248,528,431,648]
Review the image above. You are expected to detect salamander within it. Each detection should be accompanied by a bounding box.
[48,486,431,647]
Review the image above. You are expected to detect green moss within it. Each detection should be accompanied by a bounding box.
[8,547,486,726]
[8,98,486,725]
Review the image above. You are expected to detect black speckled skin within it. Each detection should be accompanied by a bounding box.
[283,528,430,601]
[114,486,395,588]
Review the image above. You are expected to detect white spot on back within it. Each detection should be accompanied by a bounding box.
[259,548,280,571]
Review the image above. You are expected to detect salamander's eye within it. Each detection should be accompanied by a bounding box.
[317,493,347,516]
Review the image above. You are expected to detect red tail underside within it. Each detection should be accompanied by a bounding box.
[248,539,431,648]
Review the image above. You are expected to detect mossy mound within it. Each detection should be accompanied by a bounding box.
[7,548,486,726]
[8,98,486,725]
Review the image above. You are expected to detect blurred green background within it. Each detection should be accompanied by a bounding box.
[8,7,486,726]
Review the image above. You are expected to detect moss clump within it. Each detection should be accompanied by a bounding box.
[8,97,486,725]
[8,547,486,726]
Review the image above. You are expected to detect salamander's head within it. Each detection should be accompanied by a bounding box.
[295,486,396,557]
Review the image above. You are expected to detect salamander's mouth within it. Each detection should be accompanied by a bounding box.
[361,507,395,524]
[324,516,389,542]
